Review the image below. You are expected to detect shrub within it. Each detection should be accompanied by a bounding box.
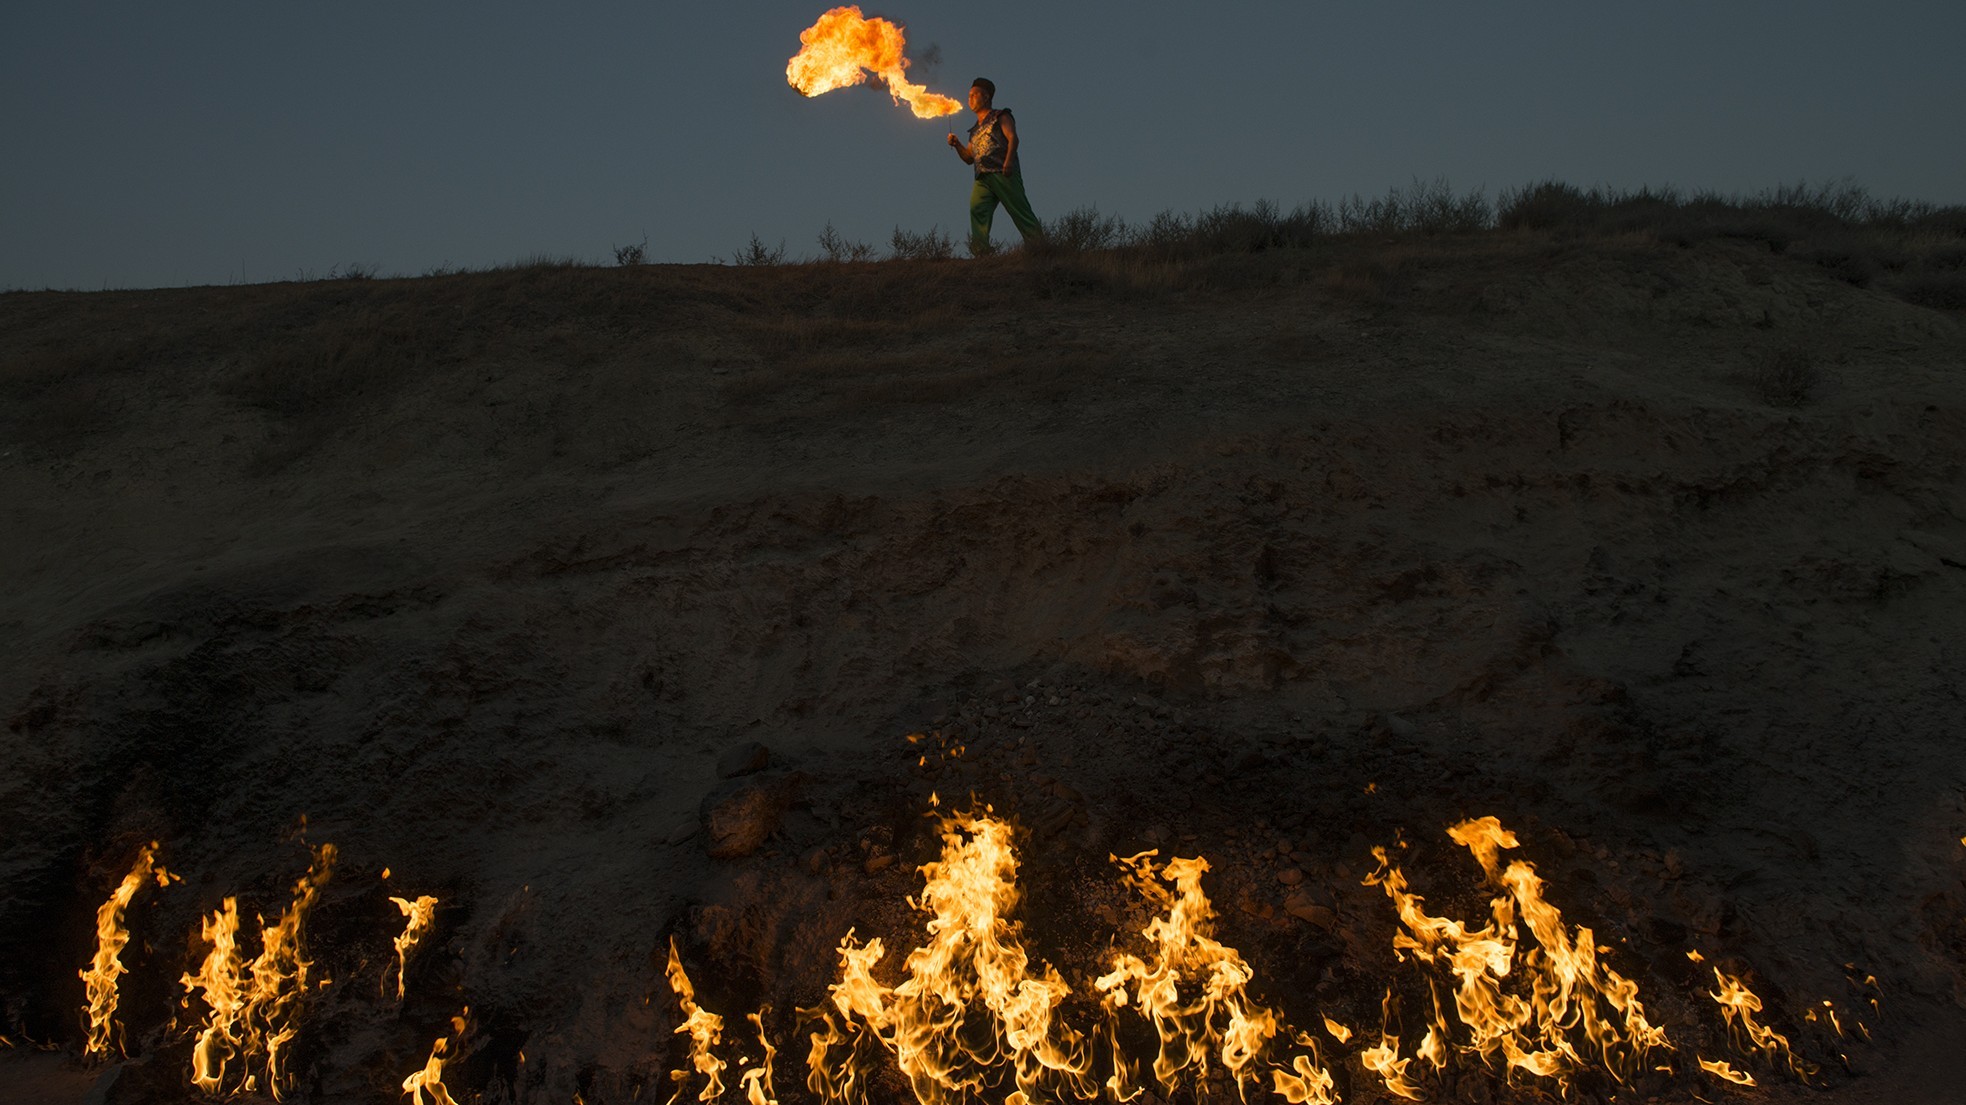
[1045,206,1128,253]
[730,234,787,266]
[816,222,876,263]
[889,225,954,261]
[613,235,648,267]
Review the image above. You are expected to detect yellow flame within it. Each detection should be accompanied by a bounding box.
[182,898,246,1093]
[81,841,173,1057]
[1320,1015,1352,1044]
[1709,967,1814,1078]
[806,812,1097,1105]
[402,1036,459,1105]
[1364,818,1671,1089]
[667,937,728,1103]
[181,844,335,1098]
[1096,850,1296,1099]
[740,1009,779,1105]
[785,6,961,119]
[1699,1056,1756,1086]
[1359,992,1424,1100]
[389,895,439,1000]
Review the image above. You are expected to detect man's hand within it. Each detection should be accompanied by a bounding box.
[946,133,960,148]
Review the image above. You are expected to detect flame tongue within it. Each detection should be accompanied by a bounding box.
[786,6,961,118]
[180,844,335,1099]
[81,841,174,1057]
[1364,818,1671,1092]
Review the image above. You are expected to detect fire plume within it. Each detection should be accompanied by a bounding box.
[180,844,336,1098]
[402,1036,459,1105]
[1709,967,1815,1079]
[80,841,174,1057]
[805,812,1097,1105]
[1364,817,1671,1090]
[1096,851,1293,1099]
[667,936,730,1103]
[389,894,439,1000]
[786,6,960,119]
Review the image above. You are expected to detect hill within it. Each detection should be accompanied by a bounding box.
[3,229,1964,1103]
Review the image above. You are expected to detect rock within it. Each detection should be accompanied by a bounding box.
[1381,713,1417,738]
[1277,867,1305,886]
[1284,893,1336,929]
[863,853,895,873]
[700,772,801,859]
[716,741,771,779]
[665,818,700,845]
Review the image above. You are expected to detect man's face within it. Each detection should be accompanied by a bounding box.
[968,86,989,112]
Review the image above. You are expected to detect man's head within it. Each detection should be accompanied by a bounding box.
[969,78,994,112]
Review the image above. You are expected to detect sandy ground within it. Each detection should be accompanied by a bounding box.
[2,236,1964,1103]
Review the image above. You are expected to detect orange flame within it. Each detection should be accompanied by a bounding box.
[389,895,439,1001]
[1709,967,1815,1079]
[1364,817,1671,1090]
[805,812,1096,1105]
[402,1036,460,1105]
[80,841,174,1057]
[666,937,729,1103]
[740,1009,781,1105]
[1699,1056,1756,1086]
[1096,851,1289,1099]
[786,6,961,118]
[801,814,1332,1105]
[180,844,335,1098]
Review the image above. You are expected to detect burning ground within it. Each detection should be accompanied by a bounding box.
[2,231,1965,1103]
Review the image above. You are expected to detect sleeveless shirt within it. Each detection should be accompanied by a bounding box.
[967,109,1016,176]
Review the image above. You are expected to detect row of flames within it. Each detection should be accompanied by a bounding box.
[79,810,1873,1103]
[79,841,448,1102]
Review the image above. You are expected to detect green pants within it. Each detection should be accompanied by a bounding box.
[969,171,1042,253]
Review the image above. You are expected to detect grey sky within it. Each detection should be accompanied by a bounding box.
[4,1,1961,290]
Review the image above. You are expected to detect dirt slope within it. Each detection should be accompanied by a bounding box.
[2,235,1964,1103]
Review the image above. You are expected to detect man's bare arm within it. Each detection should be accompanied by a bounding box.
[999,113,1017,173]
[947,133,975,163]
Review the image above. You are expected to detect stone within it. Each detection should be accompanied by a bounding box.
[700,772,801,859]
[1277,867,1305,886]
[716,741,772,779]
[1284,893,1336,929]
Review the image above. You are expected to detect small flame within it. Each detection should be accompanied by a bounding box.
[1709,967,1815,1078]
[402,1036,459,1105]
[1358,992,1423,1100]
[1699,1056,1756,1086]
[389,895,440,1000]
[181,844,336,1098]
[740,1009,780,1105]
[786,6,961,119]
[1320,1016,1352,1044]
[81,841,173,1057]
[667,937,729,1103]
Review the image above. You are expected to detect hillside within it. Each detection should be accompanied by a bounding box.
[3,231,1965,1104]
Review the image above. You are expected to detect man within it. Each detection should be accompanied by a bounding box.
[946,78,1042,255]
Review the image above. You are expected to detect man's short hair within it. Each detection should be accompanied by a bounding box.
[971,77,995,103]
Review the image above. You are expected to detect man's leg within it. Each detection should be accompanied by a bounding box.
[969,179,1000,255]
[986,172,1044,242]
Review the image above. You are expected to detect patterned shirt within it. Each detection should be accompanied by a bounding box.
[967,108,1016,176]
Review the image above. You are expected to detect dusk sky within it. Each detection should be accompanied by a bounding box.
[4,1,1962,291]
